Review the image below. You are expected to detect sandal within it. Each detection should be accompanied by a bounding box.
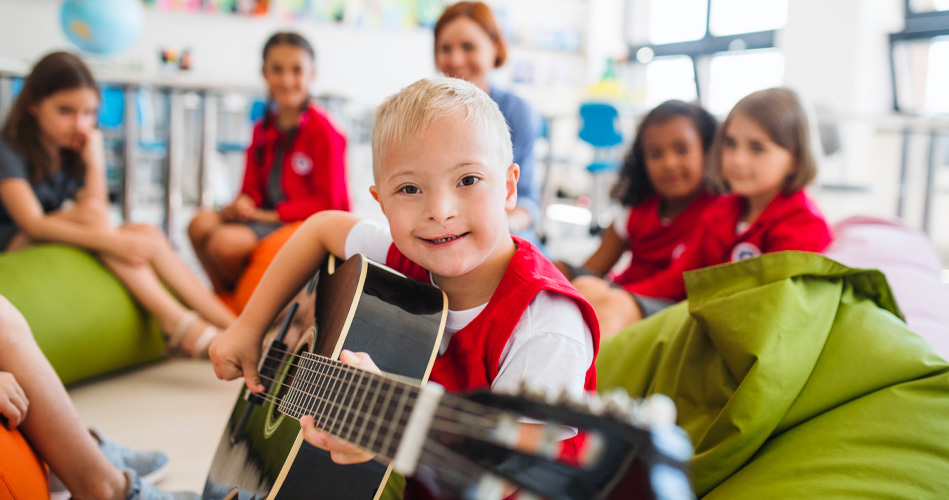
[167,311,221,358]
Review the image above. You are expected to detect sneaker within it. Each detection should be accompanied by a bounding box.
[125,470,200,500]
[91,427,170,484]
[49,428,171,499]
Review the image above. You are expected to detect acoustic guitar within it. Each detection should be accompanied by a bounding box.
[202,254,693,500]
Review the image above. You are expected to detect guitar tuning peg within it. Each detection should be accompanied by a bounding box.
[585,393,606,415]
[603,388,633,416]
[518,380,546,401]
[556,388,588,409]
[474,474,506,500]
[641,393,677,427]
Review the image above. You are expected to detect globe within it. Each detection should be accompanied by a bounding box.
[61,0,144,55]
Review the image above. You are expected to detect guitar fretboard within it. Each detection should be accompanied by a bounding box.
[278,352,422,460]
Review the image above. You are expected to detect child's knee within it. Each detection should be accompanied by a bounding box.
[572,275,608,297]
[188,210,220,242]
[207,230,255,261]
[121,223,171,249]
[69,202,110,227]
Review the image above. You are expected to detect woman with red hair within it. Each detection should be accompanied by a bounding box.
[434,2,540,240]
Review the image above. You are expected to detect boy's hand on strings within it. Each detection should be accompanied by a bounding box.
[300,350,380,465]
[209,322,265,393]
[0,372,28,429]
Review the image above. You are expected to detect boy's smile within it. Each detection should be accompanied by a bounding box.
[370,112,518,307]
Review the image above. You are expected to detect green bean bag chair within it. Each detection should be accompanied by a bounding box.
[597,251,949,499]
[0,244,165,385]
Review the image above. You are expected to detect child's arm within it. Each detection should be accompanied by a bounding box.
[554,226,626,279]
[71,128,108,207]
[580,225,627,276]
[209,210,362,392]
[0,180,117,253]
[0,371,28,428]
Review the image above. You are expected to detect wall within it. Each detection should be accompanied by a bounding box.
[0,0,435,109]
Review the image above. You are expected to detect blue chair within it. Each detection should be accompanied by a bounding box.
[98,86,125,130]
[10,77,23,98]
[578,102,624,233]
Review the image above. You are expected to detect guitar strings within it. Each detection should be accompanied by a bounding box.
[257,348,512,437]
[235,347,505,451]
[258,346,505,419]
[251,367,497,433]
[245,356,499,445]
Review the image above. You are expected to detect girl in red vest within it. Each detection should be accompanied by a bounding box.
[210,78,599,499]
[578,88,832,337]
[188,32,349,293]
[555,100,718,330]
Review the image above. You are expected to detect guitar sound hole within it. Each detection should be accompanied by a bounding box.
[273,343,309,421]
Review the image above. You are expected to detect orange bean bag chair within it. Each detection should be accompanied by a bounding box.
[0,425,49,500]
[219,221,304,315]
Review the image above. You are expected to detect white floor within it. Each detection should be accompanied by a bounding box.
[67,359,244,494]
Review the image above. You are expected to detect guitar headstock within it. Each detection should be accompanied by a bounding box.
[410,386,694,500]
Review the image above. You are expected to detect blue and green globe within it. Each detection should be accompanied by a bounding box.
[61,0,143,55]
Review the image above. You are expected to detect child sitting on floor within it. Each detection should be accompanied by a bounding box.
[209,77,600,498]
[0,295,198,500]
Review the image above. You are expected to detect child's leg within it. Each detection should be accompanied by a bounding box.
[99,252,216,355]
[187,210,229,292]
[571,276,644,338]
[0,296,127,500]
[120,223,235,329]
[2,202,111,252]
[202,225,258,291]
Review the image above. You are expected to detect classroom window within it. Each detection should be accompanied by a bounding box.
[709,0,788,36]
[707,49,784,115]
[889,0,949,111]
[892,36,949,113]
[644,56,698,107]
[626,0,785,108]
[909,0,949,13]
[647,0,708,44]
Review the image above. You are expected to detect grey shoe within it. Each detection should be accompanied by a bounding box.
[125,470,200,500]
[50,428,171,497]
[92,427,170,484]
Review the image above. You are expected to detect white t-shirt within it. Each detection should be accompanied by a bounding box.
[345,220,595,400]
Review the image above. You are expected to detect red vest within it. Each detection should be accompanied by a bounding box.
[242,103,350,222]
[625,190,832,301]
[386,236,600,463]
[612,192,716,285]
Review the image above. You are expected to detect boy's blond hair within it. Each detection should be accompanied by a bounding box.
[371,77,513,180]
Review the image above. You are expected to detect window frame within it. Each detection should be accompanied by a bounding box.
[889,0,949,111]
[626,0,778,103]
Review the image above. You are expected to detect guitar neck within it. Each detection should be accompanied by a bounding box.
[278,351,426,461]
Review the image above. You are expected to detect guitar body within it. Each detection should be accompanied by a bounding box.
[203,255,447,500]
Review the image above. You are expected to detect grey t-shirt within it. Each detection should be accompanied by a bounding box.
[0,137,83,250]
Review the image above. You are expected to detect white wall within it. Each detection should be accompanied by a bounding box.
[0,0,435,109]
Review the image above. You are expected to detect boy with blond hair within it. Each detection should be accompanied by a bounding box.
[209,77,599,494]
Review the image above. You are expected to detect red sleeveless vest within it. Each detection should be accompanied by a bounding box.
[386,236,600,467]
